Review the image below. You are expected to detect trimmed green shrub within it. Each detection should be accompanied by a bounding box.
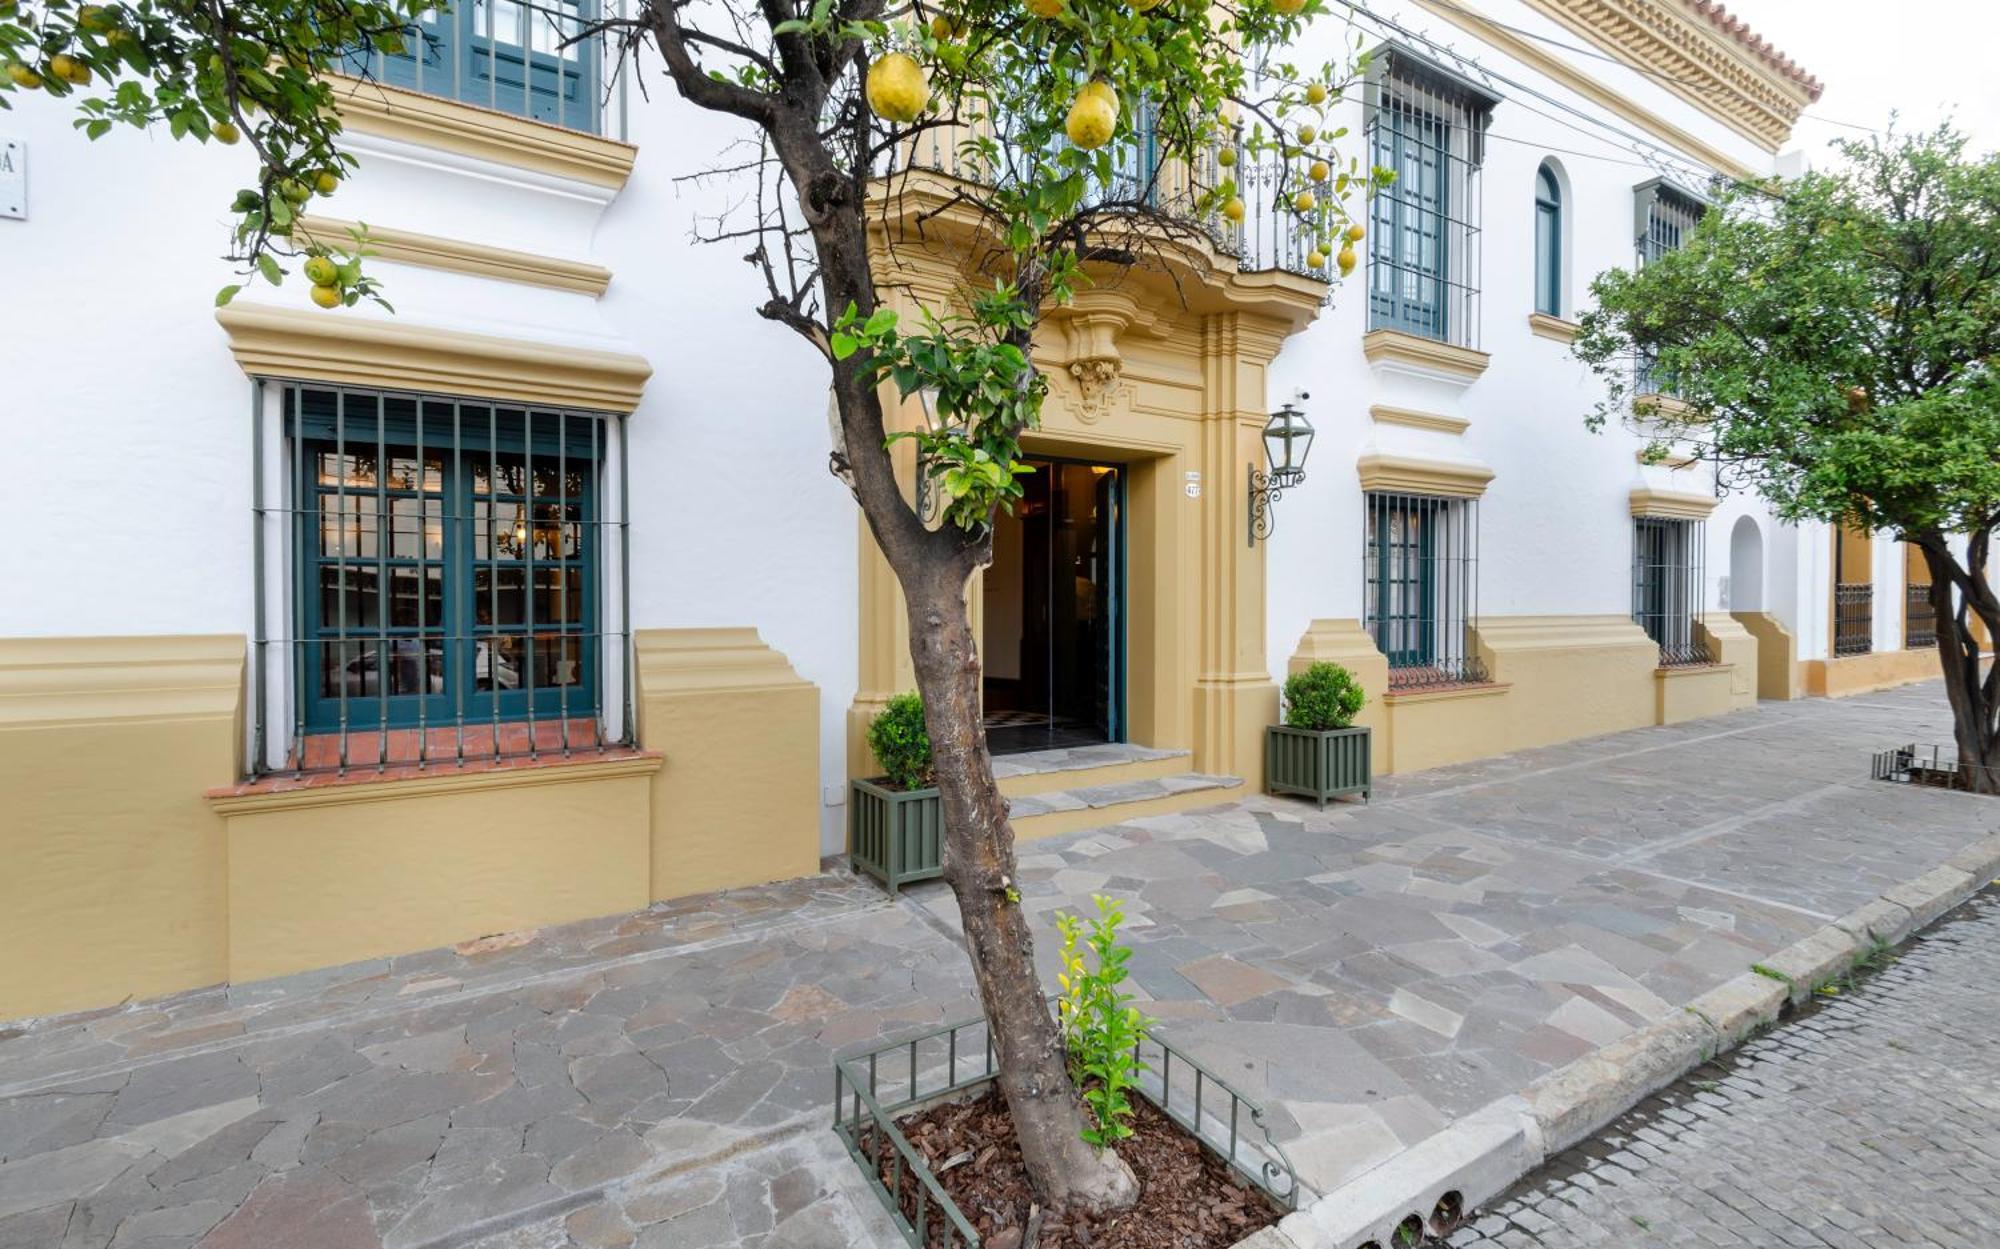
[868,692,935,791]
[1282,662,1365,730]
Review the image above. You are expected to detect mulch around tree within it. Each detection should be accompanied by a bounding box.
[870,1087,1283,1248]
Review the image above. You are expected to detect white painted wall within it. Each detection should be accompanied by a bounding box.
[0,0,1833,856]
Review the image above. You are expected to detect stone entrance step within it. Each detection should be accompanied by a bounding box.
[1008,771,1244,842]
[991,742,1192,798]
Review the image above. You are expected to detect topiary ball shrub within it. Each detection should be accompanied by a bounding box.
[868,692,935,791]
[1282,662,1365,731]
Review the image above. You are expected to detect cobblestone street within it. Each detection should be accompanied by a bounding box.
[1446,886,2000,1249]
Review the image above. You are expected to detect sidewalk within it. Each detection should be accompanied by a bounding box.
[1,682,1994,1248]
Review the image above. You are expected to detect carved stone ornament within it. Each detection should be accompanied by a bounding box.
[1068,358,1121,419]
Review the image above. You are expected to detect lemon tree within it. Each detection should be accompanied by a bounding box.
[0,0,419,309]
[8,0,1388,1217]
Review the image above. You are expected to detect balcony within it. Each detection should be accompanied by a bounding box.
[342,0,613,136]
[876,113,1332,289]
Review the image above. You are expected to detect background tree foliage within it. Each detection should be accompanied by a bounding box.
[1573,126,2000,774]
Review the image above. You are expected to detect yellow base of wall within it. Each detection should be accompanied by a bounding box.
[1732,611,1801,700]
[1,628,825,1025]
[0,636,242,1021]
[214,758,657,984]
[1285,614,1761,780]
[1802,648,1943,697]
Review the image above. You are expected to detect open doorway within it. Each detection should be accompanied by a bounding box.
[981,458,1125,755]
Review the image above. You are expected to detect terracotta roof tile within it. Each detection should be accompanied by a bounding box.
[1687,0,1823,100]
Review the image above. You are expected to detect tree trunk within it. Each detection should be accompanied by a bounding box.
[897,555,1141,1215]
[1920,540,2000,791]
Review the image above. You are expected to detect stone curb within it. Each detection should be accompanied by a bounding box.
[1245,830,2000,1249]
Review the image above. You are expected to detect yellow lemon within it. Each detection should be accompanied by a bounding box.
[213,120,241,144]
[1307,249,1326,269]
[1337,245,1357,275]
[1223,196,1246,223]
[6,62,43,89]
[1309,160,1329,182]
[279,177,310,204]
[1065,80,1119,151]
[310,283,342,309]
[1297,124,1316,146]
[51,54,90,84]
[304,255,339,286]
[315,170,340,195]
[1216,146,1236,168]
[1026,0,1065,17]
[1345,223,1365,243]
[1293,190,1315,213]
[864,53,929,124]
[1272,0,1306,12]
[929,14,952,38]
[1306,83,1327,105]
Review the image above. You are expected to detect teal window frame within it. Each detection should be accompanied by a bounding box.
[289,386,603,735]
[1367,496,1439,668]
[1369,104,1451,340]
[344,0,602,133]
[1535,162,1561,317]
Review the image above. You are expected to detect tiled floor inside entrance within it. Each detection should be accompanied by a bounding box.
[1,683,1993,1247]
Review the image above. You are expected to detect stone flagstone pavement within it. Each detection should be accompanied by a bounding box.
[0,681,1994,1247]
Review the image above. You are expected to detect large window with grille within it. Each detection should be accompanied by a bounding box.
[342,1,604,132]
[1365,47,1494,349]
[1632,180,1706,394]
[253,384,630,775]
[1364,493,1484,689]
[1633,517,1708,666]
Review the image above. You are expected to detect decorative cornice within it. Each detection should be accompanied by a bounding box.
[1629,486,1718,519]
[215,304,652,413]
[1362,329,1492,383]
[1511,0,1815,152]
[327,75,636,190]
[1406,0,1759,178]
[1358,452,1496,498]
[633,628,817,696]
[1369,404,1469,435]
[1527,312,1581,344]
[298,216,611,296]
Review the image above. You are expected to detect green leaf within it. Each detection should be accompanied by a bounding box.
[830,331,859,360]
[215,284,243,307]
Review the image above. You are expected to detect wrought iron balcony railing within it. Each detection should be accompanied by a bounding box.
[877,113,1333,285]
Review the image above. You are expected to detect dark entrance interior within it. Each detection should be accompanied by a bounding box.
[981,459,1124,756]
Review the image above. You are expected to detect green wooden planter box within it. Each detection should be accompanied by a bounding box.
[848,777,943,894]
[1265,723,1371,808]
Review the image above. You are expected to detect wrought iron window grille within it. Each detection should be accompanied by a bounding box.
[1834,582,1875,656]
[1364,491,1486,689]
[1633,516,1710,666]
[1906,581,1938,649]
[1363,44,1495,351]
[1631,179,1707,397]
[249,382,634,777]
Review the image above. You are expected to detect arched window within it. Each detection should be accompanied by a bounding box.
[1535,162,1562,316]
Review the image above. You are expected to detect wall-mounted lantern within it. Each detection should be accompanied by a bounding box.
[1248,396,1314,546]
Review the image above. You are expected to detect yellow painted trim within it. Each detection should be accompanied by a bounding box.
[1634,448,1699,469]
[1362,329,1492,382]
[1406,0,1765,175]
[1802,648,1944,698]
[1358,452,1496,498]
[0,633,244,727]
[214,303,652,412]
[1381,682,1512,705]
[206,755,662,816]
[636,628,822,900]
[299,216,612,295]
[1527,312,1580,344]
[328,74,636,190]
[1629,486,1718,519]
[1013,783,1243,842]
[1370,404,1469,435]
[1510,0,1813,152]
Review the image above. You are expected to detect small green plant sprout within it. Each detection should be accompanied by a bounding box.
[1282,661,1365,730]
[1055,895,1152,1149]
[867,692,933,792]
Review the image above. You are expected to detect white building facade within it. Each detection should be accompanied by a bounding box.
[0,0,1944,1021]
